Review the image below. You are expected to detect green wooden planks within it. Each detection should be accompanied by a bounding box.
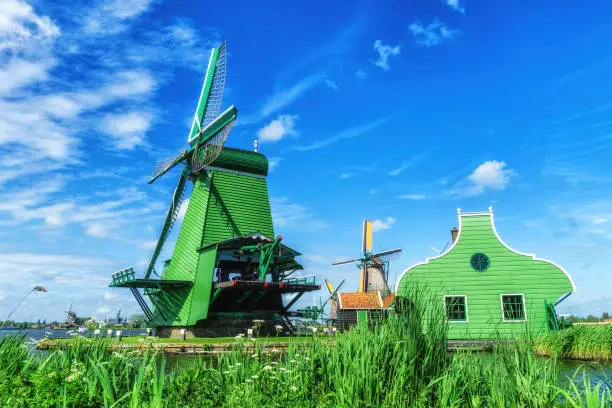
[396,211,574,339]
[202,170,274,246]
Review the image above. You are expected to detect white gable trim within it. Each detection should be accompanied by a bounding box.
[395,208,576,294]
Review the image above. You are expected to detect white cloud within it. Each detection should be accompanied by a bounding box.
[325,79,338,90]
[355,69,368,80]
[398,194,427,200]
[372,217,396,232]
[0,0,60,52]
[141,240,157,250]
[451,160,516,197]
[430,246,441,253]
[271,197,327,231]
[373,40,400,71]
[96,305,111,314]
[442,0,465,13]
[86,223,109,238]
[257,115,299,143]
[369,189,379,194]
[468,160,515,190]
[289,115,393,151]
[268,157,282,173]
[594,218,608,225]
[409,20,460,47]
[100,111,153,150]
[104,291,119,301]
[82,0,156,36]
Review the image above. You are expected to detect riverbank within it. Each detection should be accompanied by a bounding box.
[3,315,608,406]
[534,325,612,361]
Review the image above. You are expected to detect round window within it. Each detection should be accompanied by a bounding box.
[470,253,490,271]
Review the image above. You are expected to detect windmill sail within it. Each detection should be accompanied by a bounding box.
[145,169,188,279]
[188,41,227,144]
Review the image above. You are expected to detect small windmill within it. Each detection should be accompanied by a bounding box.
[65,303,77,328]
[332,220,401,295]
[294,280,344,323]
[324,278,345,320]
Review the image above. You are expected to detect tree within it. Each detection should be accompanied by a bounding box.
[129,314,147,328]
[603,312,610,320]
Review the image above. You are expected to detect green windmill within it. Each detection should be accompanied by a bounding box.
[109,41,320,337]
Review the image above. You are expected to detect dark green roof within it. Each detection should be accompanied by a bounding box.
[210,147,268,176]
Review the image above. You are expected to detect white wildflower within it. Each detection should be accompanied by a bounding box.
[290,385,298,392]
[263,365,273,371]
[304,357,310,361]
[235,363,242,366]
[251,375,258,379]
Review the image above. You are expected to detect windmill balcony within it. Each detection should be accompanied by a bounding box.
[110,267,136,286]
[282,275,317,286]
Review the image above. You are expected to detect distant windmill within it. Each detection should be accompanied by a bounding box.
[65,303,77,328]
[331,220,402,294]
[3,285,47,325]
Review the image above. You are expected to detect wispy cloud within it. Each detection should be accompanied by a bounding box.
[398,194,427,200]
[239,73,325,126]
[288,115,393,152]
[450,160,516,197]
[325,79,339,90]
[339,166,372,179]
[271,197,327,231]
[355,69,368,80]
[257,115,299,143]
[100,111,154,150]
[372,217,396,232]
[441,0,465,14]
[373,40,400,71]
[409,20,460,47]
[268,157,282,173]
[388,153,426,176]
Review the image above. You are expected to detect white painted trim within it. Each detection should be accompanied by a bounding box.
[500,293,528,323]
[489,212,577,292]
[443,295,469,323]
[394,208,576,294]
[376,291,383,309]
[338,293,343,309]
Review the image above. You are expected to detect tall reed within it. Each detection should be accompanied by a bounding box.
[1,290,610,407]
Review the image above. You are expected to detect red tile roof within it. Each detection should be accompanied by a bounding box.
[382,293,395,308]
[338,292,382,309]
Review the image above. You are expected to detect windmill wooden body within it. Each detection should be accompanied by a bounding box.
[109,42,320,337]
[331,220,401,329]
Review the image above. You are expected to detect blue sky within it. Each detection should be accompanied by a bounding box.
[1,0,611,322]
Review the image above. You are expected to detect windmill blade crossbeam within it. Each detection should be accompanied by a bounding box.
[369,248,402,261]
[331,257,362,266]
[200,42,226,128]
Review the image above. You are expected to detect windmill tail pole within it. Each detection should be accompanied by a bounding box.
[3,289,34,326]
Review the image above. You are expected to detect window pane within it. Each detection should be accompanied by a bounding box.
[445,296,467,321]
[502,295,525,320]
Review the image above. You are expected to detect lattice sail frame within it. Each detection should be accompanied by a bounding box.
[200,41,227,129]
[190,118,234,173]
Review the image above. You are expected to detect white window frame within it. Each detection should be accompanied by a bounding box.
[500,293,528,322]
[443,295,469,323]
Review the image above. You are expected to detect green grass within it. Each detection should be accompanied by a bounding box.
[3,293,611,407]
[535,325,612,361]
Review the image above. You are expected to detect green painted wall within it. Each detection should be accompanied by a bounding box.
[395,210,575,339]
[150,148,275,327]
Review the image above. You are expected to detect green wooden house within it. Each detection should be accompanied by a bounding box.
[395,208,576,339]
